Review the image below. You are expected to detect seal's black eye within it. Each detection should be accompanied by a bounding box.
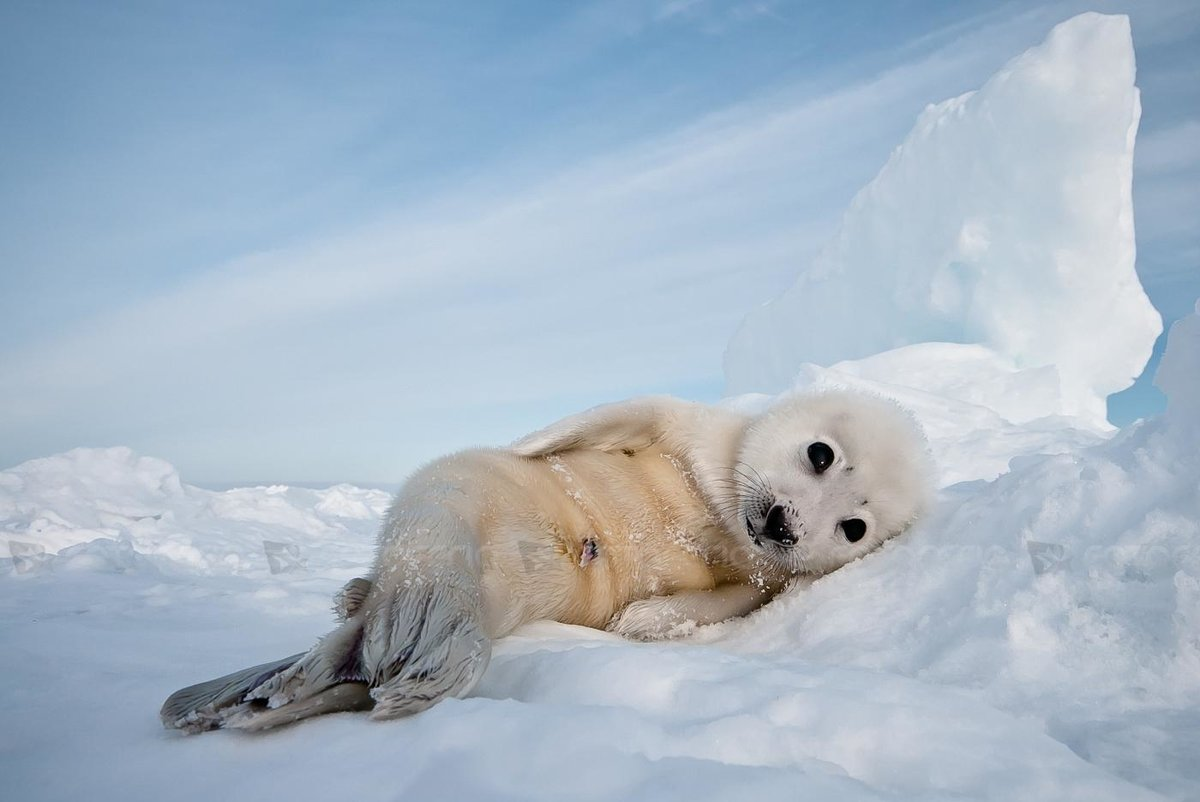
[807,442,834,474]
[841,518,866,543]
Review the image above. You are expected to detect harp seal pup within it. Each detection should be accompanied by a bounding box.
[161,390,933,732]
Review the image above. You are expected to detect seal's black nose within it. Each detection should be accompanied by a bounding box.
[762,504,795,546]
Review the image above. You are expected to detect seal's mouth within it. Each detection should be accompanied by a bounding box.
[745,517,761,547]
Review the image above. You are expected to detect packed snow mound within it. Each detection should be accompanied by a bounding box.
[0,446,390,576]
[709,303,1200,798]
[725,13,1161,429]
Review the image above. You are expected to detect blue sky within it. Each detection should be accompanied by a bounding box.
[1,0,1197,485]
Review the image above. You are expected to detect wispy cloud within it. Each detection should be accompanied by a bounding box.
[1,0,1196,482]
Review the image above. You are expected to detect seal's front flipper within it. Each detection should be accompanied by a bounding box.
[510,395,748,465]
[510,396,683,457]
[160,653,304,733]
[608,583,774,641]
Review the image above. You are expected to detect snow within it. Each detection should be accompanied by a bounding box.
[9,383,1199,799]
[707,338,1200,798]
[724,12,1161,430]
[2,12,1196,802]
[0,446,390,576]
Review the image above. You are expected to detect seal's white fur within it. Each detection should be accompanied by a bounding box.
[161,390,933,731]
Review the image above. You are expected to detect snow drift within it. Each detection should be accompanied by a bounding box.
[1,12,1195,802]
[0,446,389,576]
[710,304,1200,799]
[724,12,1161,430]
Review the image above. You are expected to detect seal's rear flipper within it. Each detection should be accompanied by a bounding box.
[222,682,374,732]
[160,653,305,733]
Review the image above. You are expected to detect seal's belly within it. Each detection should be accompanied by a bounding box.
[479,449,722,633]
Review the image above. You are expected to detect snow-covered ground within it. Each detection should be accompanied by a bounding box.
[2,13,1197,802]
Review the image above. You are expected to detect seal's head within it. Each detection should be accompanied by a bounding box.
[733,390,933,575]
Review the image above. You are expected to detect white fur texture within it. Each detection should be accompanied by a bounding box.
[162,390,934,730]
